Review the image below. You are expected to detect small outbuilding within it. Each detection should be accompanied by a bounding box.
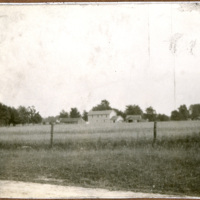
[126,115,142,123]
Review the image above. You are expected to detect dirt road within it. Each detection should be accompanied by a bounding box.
[0,180,198,198]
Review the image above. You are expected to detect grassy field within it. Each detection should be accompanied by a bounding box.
[0,121,200,196]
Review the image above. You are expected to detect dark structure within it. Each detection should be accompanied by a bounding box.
[126,115,142,123]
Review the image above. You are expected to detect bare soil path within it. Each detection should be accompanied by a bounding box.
[0,180,199,198]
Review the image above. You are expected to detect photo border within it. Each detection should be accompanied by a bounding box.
[0,1,199,200]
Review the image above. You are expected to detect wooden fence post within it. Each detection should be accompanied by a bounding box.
[152,121,157,147]
[50,123,54,148]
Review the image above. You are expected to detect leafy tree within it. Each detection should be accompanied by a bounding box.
[92,100,112,111]
[32,112,42,124]
[0,103,42,126]
[18,106,29,124]
[178,104,189,120]
[28,106,42,124]
[82,110,88,121]
[171,110,181,121]
[17,105,42,124]
[189,104,200,120]
[8,107,20,126]
[146,107,156,115]
[143,106,156,122]
[70,108,81,118]
[59,110,69,118]
[125,105,143,116]
[28,106,36,123]
[156,114,170,121]
[0,103,10,126]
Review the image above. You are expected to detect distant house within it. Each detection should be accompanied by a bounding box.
[126,115,142,123]
[88,110,117,124]
[59,118,85,124]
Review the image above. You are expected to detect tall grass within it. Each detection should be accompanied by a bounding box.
[0,121,200,150]
[0,121,200,196]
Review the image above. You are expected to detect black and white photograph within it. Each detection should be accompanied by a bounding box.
[0,2,200,198]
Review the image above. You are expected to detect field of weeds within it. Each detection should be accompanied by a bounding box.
[0,121,200,196]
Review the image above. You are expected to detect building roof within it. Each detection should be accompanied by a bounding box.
[110,116,118,120]
[59,118,84,123]
[88,110,114,116]
[111,116,124,121]
[126,115,142,120]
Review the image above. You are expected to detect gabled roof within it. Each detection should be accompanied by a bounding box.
[126,115,142,120]
[110,116,124,121]
[110,116,118,120]
[88,110,114,116]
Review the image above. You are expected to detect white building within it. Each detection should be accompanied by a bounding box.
[88,110,117,124]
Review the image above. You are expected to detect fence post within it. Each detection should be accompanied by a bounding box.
[152,121,157,147]
[50,122,54,148]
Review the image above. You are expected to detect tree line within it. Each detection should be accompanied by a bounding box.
[1,100,200,126]
[55,100,200,122]
[0,103,42,126]
[43,107,85,124]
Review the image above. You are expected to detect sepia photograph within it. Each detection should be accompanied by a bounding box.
[0,2,200,198]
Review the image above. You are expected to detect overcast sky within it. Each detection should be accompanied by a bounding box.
[0,3,200,117]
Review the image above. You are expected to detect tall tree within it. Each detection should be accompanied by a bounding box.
[59,110,69,118]
[28,106,42,124]
[17,106,29,125]
[171,110,181,121]
[146,107,156,115]
[32,112,42,124]
[70,108,81,118]
[82,110,88,121]
[189,104,200,120]
[92,100,112,111]
[156,114,170,121]
[0,103,10,126]
[28,106,36,123]
[178,104,189,120]
[144,106,156,121]
[8,107,20,126]
[125,105,143,116]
